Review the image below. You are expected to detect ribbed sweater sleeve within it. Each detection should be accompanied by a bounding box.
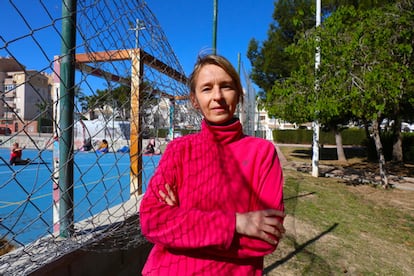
[233,142,284,258]
[140,139,236,250]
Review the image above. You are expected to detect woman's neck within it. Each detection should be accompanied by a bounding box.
[205,117,238,126]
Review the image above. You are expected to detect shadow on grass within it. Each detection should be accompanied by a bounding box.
[284,192,316,201]
[291,147,366,161]
[264,223,339,274]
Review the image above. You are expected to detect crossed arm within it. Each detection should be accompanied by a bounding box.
[159,183,286,246]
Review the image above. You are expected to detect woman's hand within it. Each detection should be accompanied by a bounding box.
[158,183,178,206]
[236,209,285,245]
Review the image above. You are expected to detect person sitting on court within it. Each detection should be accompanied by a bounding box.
[144,138,156,154]
[10,142,30,165]
[117,145,130,153]
[96,139,109,154]
[143,138,161,155]
[80,137,92,151]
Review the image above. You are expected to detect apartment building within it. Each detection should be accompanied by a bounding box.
[0,57,53,134]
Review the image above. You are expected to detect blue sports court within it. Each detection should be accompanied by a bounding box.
[0,148,160,246]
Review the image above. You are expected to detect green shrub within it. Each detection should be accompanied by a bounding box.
[156,128,168,138]
[402,133,414,163]
[341,128,367,145]
[273,128,366,145]
[38,117,53,133]
[155,128,199,138]
[363,132,414,163]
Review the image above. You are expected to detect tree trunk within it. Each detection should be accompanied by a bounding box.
[363,119,370,140]
[372,119,389,188]
[333,126,347,162]
[392,117,403,163]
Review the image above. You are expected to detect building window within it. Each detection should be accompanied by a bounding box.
[4,84,16,92]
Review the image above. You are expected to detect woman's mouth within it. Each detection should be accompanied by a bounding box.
[211,107,227,113]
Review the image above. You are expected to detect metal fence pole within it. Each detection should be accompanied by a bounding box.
[130,49,143,195]
[59,0,77,237]
[312,0,321,177]
[212,0,218,54]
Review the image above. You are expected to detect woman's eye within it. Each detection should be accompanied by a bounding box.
[221,82,235,90]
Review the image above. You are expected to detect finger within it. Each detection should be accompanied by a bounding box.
[277,222,286,234]
[260,232,278,245]
[165,184,177,204]
[264,217,286,235]
[263,224,284,239]
[159,189,176,206]
[159,189,167,201]
[164,183,177,204]
[264,209,285,218]
[164,195,176,206]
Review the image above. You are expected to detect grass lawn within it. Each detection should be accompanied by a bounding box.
[264,146,414,275]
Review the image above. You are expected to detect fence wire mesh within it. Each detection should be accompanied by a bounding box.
[0,0,203,274]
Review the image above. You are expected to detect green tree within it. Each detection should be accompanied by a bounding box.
[385,0,414,162]
[35,100,53,133]
[345,3,414,167]
[247,1,397,163]
[247,0,316,94]
[75,85,89,113]
[269,3,414,187]
[247,0,394,96]
[83,80,158,121]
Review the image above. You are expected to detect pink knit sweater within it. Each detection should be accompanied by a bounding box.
[140,119,284,275]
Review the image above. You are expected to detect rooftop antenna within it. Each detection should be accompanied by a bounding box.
[129,19,146,49]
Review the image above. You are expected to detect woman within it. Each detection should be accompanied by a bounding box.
[139,54,285,275]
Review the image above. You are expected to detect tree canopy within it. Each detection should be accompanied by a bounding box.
[79,80,159,120]
[264,2,414,128]
[248,0,414,186]
[248,0,397,97]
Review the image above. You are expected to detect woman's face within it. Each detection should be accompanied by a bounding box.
[191,64,239,125]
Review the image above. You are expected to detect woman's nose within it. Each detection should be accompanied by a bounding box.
[212,86,223,101]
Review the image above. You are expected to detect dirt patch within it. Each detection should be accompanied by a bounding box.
[285,159,414,191]
[264,211,414,275]
[349,184,414,212]
[348,161,414,177]
[264,216,346,275]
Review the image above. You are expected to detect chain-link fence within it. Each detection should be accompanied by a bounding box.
[0,0,203,274]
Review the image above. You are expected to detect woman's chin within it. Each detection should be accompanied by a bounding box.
[205,115,236,126]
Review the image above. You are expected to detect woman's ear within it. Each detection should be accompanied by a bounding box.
[190,93,199,109]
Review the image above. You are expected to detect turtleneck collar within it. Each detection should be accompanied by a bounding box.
[201,118,244,144]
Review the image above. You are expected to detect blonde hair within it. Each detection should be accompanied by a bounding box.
[188,54,244,106]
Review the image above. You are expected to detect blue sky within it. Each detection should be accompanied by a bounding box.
[1,0,275,90]
[145,0,275,76]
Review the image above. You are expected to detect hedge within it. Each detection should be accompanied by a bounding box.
[273,128,414,163]
[272,128,366,145]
